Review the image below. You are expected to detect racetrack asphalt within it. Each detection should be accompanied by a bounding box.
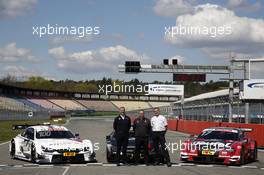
[0,116,264,175]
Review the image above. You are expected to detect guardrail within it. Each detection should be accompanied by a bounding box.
[167,119,264,148]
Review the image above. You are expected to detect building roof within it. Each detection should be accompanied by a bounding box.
[174,88,239,104]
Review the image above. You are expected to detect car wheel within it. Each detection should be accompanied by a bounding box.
[252,143,258,162]
[31,144,36,163]
[10,140,16,159]
[106,148,114,163]
[240,147,245,165]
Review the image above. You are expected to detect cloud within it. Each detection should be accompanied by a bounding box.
[0,42,37,62]
[165,4,264,59]
[153,0,196,17]
[2,65,54,80]
[227,0,262,12]
[49,35,93,45]
[49,33,124,45]
[48,45,149,74]
[0,0,38,18]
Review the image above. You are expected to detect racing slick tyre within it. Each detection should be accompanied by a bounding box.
[239,147,245,165]
[10,140,16,159]
[106,148,115,163]
[31,144,37,163]
[251,143,258,162]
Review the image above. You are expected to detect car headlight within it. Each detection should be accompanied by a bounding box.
[41,146,55,152]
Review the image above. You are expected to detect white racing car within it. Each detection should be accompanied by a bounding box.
[9,124,96,163]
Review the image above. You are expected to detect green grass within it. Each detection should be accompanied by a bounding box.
[0,119,67,144]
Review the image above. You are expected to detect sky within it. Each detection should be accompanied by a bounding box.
[0,0,264,82]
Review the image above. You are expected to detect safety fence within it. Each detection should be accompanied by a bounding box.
[172,102,264,124]
[0,109,51,120]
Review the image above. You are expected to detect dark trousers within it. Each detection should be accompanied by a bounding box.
[116,134,129,163]
[134,137,149,163]
[152,131,171,163]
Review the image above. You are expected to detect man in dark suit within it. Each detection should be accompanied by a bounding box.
[113,106,131,166]
[133,110,151,165]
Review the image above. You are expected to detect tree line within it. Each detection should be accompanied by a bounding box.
[0,75,229,98]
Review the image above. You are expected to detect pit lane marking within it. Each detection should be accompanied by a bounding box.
[62,166,70,175]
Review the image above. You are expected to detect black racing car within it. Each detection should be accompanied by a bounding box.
[106,130,164,163]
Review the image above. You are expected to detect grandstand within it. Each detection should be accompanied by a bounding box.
[0,82,178,120]
[77,100,117,111]
[149,102,171,108]
[27,98,64,111]
[0,95,34,111]
[48,99,86,111]
[111,101,151,111]
[0,95,51,120]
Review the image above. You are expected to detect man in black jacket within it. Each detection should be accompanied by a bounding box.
[133,110,151,165]
[113,106,131,165]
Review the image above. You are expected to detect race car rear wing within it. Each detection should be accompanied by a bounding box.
[12,122,51,130]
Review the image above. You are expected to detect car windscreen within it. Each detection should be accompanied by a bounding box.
[36,130,75,139]
[197,130,239,141]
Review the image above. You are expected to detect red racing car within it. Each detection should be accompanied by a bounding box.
[180,127,257,165]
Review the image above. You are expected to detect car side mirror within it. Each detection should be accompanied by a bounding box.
[75,133,80,137]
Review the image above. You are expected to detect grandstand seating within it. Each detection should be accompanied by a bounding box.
[77,100,118,111]
[0,95,34,111]
[49,99,86,110]
[12,96,45,110]
[111,101,151,111]
[149,102,171,108]
[27,98,64,111]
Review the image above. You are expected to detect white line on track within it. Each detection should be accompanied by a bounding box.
[261,168,264,170]
[69,164,87,167]
[172,164,181,167]
[102,164,117,167]
[0,165,8,167]
[0,141,9,146]
[23,164,39,167]
[62,166,70,175]
[196,164,214,167]
[241,165,258,169]
[86,162,103,166]
[39,165,54,167]
[179,163,196,166]
[13,165,23,168]
[227,166,243,169]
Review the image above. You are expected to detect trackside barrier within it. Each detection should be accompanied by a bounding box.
[167,119,264,147]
